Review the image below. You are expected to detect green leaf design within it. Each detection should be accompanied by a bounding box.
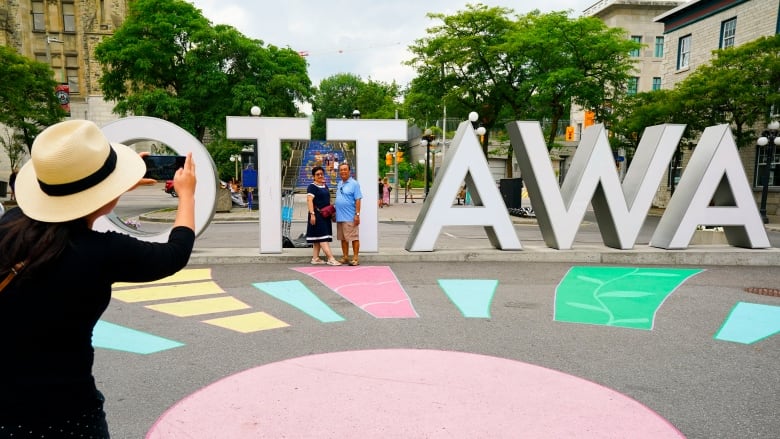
[555,267,703,330]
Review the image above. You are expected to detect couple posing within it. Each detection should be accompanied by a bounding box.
[306,162,362,266]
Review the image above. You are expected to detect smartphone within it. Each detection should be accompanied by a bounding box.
[143,155,186,180]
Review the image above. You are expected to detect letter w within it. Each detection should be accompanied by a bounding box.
[506,122,685,249]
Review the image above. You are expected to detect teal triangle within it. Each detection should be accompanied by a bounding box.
[714,302,780,344]
[438,279,498,318]
[253,280,345,323]
[93,320,184,354]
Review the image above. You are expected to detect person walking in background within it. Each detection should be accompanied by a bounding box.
[404,177,415,203]
[0,120,197,438]
[335,162,362,266]
[382,177,391,207]
[306,166,340,265]
[8,167,18,201]
[377,177,384,209]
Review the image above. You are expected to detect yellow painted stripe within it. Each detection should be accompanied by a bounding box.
[146,296,250,317]
[202,312,289,333]
[114,268,213,289]
[112,281,224,303]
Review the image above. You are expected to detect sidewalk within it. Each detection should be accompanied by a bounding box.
[141,193,780,266]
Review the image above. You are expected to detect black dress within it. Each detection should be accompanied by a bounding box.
[306,183,333,243]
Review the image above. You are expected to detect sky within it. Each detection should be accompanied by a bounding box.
[188,0,599,91]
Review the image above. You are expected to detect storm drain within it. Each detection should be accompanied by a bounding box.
[744,287,780,297]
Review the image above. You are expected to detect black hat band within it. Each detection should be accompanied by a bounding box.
[38,146,118,197]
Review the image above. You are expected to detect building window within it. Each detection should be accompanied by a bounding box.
[654,36,664,57]
[32,0,45,31]
[63,1,76,33]
[627,77,639,96]
[66,55,79,94]
[652,77,662,91]
[677,35,691,69]
[720,18,737,49]
[755,145,779,188]
[629,36,642,57]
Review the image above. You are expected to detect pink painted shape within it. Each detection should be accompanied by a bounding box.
[293,266,418,318]
[147,349,684,438]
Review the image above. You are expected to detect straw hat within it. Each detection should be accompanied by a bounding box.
[15,120,145,223]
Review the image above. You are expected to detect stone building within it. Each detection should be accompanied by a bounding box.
[571,0,685,140]
[0,0,129,178]
[655,0,779,219]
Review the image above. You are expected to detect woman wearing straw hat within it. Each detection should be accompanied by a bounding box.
[0,120,197,437]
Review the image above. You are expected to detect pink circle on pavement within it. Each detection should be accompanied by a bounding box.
[147,349,683,438]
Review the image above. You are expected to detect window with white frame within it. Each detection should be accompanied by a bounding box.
[677,35,691,69]
[630,36,642,57]
[755,145,779,188]
[654,36,664,57]
[721,18,736,49]
[652,77,662,91]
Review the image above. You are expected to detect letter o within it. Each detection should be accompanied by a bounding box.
[93,116,217,242]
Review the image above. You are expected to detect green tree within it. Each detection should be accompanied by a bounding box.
[95,0,312,142]
[406,5,640,175]
[311,73,401,139]
[0,45,66,153]
[674,34,780,148]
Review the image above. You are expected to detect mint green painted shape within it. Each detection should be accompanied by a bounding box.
[438,279,498,318]
[714,302,780,344]
[93,320,184,354]
[555,267,703,330]
[253,280,345,323]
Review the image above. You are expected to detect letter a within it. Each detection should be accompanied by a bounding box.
[405,121,521,251]
[651,125,770,249]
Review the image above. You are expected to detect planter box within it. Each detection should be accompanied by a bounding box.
[691,229,728,245]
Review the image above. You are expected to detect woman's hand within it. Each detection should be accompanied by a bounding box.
[173,152,196,199]
[130,152,158,190]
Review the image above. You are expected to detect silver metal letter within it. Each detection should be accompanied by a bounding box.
[507,122,685,249]
[405,121,521,251]
[227,116,310,253]
[651,124,770,249]
[327,119,407,253]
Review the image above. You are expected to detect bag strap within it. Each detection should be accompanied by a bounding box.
[0,261,28,293]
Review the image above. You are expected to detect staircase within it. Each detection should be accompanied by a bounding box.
[283,141,352,193]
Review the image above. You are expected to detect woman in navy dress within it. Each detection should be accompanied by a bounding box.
[306,166,341,265]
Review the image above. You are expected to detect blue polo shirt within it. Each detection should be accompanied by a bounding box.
[335,177,362,222]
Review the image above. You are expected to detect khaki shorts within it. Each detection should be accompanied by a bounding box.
[337,221,359,242]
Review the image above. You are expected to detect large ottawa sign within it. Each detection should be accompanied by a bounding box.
[95,117,771,253]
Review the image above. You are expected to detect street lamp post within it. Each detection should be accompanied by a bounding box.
[229,154,241,181]
[421,129,436,199]
[757,120,780,224]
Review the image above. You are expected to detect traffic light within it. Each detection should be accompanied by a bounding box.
[385,152,393,166]
[584,111,595,127]
[396,151,404,163]
[565,126,575,141]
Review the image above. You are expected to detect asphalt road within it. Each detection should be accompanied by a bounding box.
[94,260,779,439]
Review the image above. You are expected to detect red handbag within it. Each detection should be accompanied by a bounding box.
[319,204,336,218]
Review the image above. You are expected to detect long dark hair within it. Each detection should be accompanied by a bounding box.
[0,207,83,281]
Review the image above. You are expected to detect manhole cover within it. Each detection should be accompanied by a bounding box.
[744,287,780,297]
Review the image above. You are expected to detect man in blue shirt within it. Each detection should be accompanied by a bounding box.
[334,162,362,265]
